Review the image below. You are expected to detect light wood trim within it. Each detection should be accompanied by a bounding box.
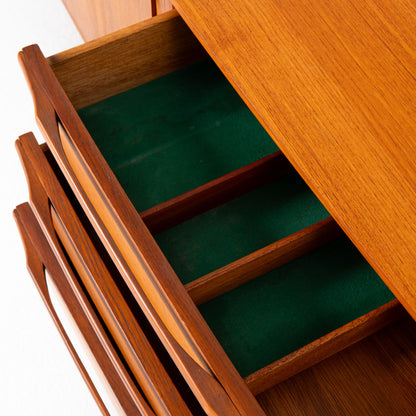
[141,151,293,234]
[20,42,265,416]
[14,203,154,415]
[186,217,343,305]
[62,0,154,42]
[245,299,405,396]
[47,10,207,109]
[171,0,416,321]
[17,133,192,416]
[156,0,173,14]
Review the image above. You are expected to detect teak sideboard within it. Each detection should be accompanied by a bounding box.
[14,2,416,415]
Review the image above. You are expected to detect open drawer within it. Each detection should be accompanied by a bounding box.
[17,10,416,415]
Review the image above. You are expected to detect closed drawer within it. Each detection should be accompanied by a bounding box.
[16,133,204,415]
[14,199,152,416]
[17,10,416,415]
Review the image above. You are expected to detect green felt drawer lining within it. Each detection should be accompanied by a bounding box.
[79,58,394,378]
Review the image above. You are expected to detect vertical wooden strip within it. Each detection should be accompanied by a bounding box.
[14,203,154,415]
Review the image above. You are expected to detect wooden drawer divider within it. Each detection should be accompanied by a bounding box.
[140,151,292,234]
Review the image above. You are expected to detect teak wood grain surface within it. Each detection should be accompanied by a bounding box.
[171,0,416,318]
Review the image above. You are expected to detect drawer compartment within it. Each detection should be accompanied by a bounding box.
[77,58,275,212]
[15,137,414,416]
[17,10,412,415]
[76,52,394,380]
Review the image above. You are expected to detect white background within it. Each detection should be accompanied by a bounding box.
[0,1,102,414]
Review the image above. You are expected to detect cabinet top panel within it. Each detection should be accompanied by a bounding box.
[171,0,416,316]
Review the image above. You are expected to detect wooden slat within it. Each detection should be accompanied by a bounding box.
[17,133,193,416]
[171,0,416,321]
[47,10,207,109]
[141,151,292,234]
[245,299,406,396]
[186,217,342,305]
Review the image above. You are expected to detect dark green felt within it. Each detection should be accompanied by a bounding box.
[79,59,276,212]
[78,58,394,378]
[156,173,329,283]
[197,237,393,377]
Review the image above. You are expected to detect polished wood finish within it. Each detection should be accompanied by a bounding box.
[246,299,405,396]
[186,217,342,305]
[171,0,416,320]
[19,41,264,416]
[14,203,154,415]
[16,132,192,416]
[47,10,206,109]
[62,0,153,41]
[141,151,292,234]
[257,316,416,415]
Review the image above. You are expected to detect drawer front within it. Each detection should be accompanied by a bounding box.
[14,201,153,416]
[17,10,410,415]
